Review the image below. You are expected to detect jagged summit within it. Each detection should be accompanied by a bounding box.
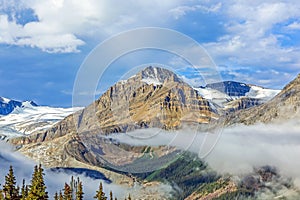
[138,66,183,85]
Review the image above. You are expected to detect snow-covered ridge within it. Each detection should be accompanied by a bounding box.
[246,86,280,101]
[194,82,281,108]
[0,102,82,139]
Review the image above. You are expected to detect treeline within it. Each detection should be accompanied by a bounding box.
[0,165,132,200]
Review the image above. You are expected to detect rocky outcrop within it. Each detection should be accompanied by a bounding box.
[223,97,262,112]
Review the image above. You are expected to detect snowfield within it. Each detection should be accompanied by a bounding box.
[0,102,82,139]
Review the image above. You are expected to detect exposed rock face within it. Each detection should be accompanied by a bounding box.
[12,66,218,145]
[227,74,300,125]
[223,97,262,113]
[206,81,251,97]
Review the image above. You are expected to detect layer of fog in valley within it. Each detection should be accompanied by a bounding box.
[108,120,300,188]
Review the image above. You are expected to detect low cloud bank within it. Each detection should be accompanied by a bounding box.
[108,120,300,188]
[206,121,300,186]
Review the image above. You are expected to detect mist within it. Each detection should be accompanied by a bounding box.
[0,141,173,199]
[108,120,300,188]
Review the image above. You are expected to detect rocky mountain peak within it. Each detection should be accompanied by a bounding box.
[138,66,182,84]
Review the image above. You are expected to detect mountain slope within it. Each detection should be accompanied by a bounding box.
[227,74,300,125]
[12,66,218,145]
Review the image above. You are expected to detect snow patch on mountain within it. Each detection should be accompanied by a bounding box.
[246,86,280,101]
[195,87,231,100]
[194,87,232,108]
[194,82,281,109]
[0,104,82,139]
[141,77,162,86]
[0,97,11,104]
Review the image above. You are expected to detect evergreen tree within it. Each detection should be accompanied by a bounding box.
[63,183,72,200]
[20,179,28,200]
[109,191,113,200]
[76,181,84,200]
[3,165,19,200]
[37,164,48,199]
[54,192,58,200]
[0,187,4,200]
[94,182,107,200]
[26,164,48,200]
[70,176,74,199]
[59,191,63,200]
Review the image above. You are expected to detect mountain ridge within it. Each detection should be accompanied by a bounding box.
[226,73,300,125]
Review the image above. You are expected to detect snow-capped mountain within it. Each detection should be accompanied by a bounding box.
[203,81,280,101]
[194,81,280,110]
[0,97,37,115]
[0,99,82,140]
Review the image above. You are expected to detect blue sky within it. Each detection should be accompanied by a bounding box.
[0,0,300,107]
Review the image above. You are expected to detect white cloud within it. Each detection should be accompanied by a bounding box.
[287,21,300,30]
[204,1,300,71]
[169,3,222,19]
[206,120,300,178]
[0,0,185,53]
[107,119,300,190]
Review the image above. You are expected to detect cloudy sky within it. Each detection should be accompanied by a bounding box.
[1,0,300,107]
